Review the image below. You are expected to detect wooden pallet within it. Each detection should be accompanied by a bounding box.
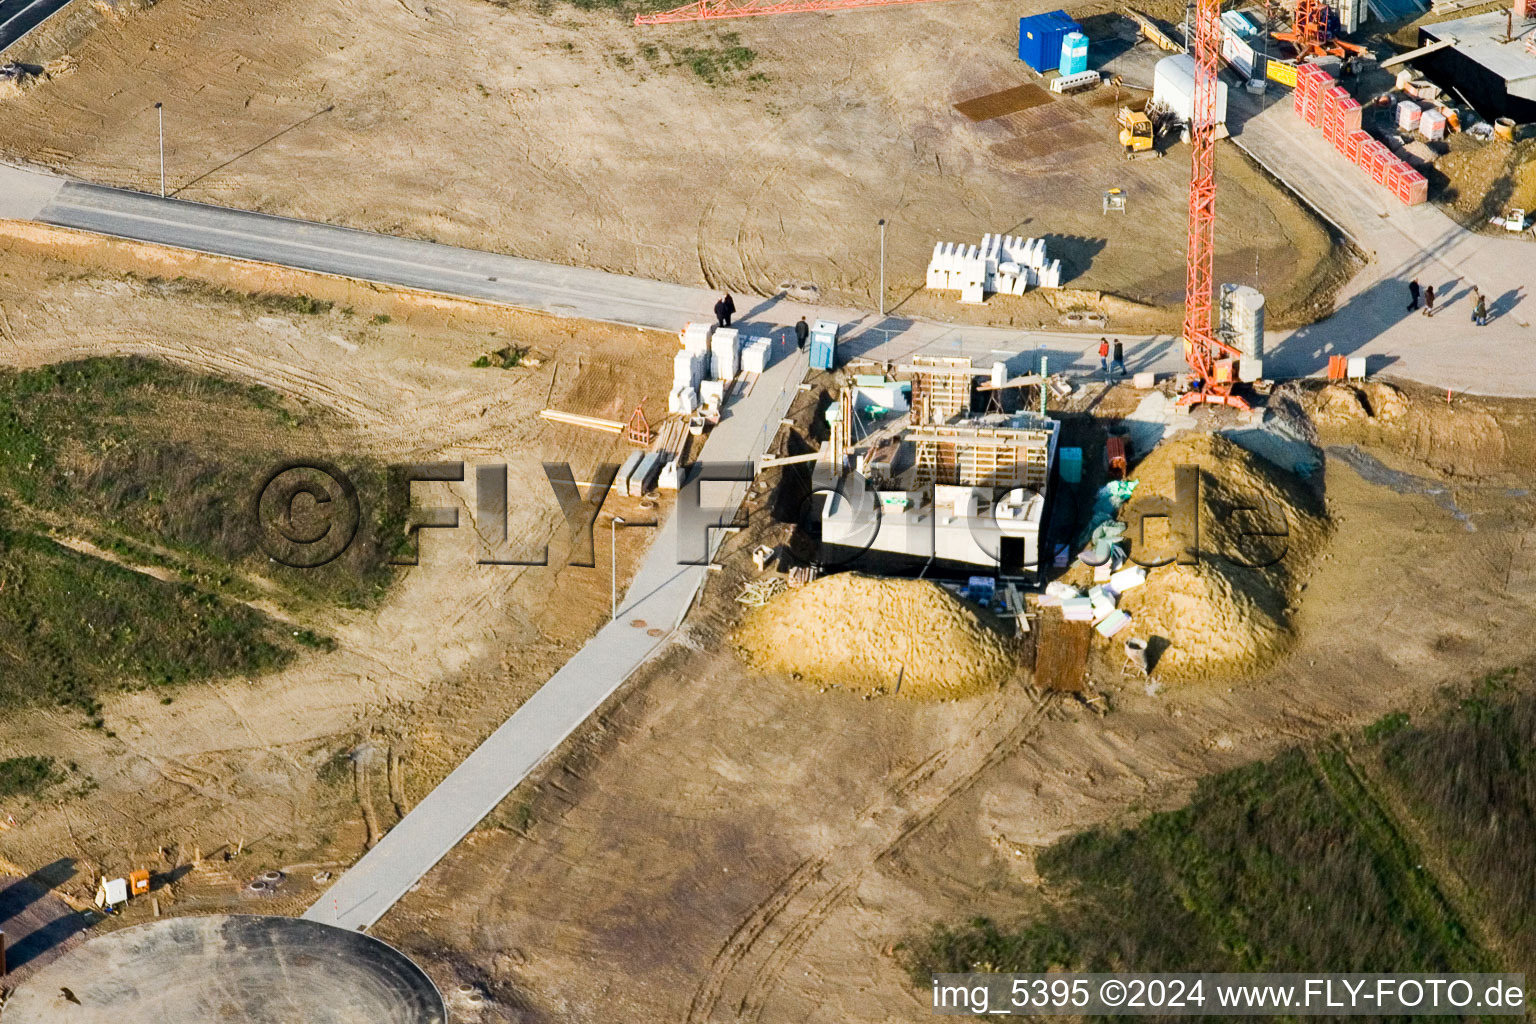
[1034,608,1092,692]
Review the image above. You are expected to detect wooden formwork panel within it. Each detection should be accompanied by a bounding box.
[910,356,974,425]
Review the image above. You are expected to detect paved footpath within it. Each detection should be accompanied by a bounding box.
[306,342,808,931]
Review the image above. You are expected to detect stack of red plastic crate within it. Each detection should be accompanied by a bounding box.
[1289,64,1427,206]
[1293,63,1330,126]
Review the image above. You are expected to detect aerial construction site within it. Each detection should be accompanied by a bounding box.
[0,0,1532,1017]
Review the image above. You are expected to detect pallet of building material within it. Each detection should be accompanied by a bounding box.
[652,416,689,456]
[787,565,818,587]
[1051,70,1102,94]
[736,577,787,606]
[539,409,625,433]
[1124,7,1185,53]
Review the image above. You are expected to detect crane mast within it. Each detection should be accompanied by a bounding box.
[1179,0,1250,410]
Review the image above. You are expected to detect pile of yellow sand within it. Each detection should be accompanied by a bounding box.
[1096,433,1328,682]
[735,573,1017,700]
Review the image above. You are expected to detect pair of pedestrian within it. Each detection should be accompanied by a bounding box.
[1410,280,1437,317]
[1097,337,1126,378]
[1471,286,1488,327]
[713,293,736,328]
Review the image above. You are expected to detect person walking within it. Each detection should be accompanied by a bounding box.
[1407,279,1420,312]
[1422,284,1435,317]
[713,298,728,327]
[1111,339,1127,378]
[1473,290,1488,327]
[721,293,736,327]
[1097,337,1110,376]
[794,316,809,351]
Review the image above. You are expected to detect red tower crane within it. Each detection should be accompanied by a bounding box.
[1178,0,1249,410]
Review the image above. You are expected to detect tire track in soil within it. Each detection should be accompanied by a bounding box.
[686,685,1054,1024]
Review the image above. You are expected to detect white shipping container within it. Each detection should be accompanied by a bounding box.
[1153,54,1229,129]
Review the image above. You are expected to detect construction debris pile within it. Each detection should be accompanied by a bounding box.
[925,233,1064,303]
[734,572,1018,700]
[1108,433,1327,681]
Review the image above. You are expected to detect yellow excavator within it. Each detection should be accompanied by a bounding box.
[1117,104,1158,159]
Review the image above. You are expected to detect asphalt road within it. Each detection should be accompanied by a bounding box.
[0,0,72,53]
[38,181,744,333]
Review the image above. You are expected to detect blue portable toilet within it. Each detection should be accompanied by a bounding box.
[1058,446,1083,484]
[1059,31,1089,76]
[808,319,837,371]
[1017,10,1079,73]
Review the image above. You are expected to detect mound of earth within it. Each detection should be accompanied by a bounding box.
[1098,432,1328,682]
[1304,380,1507,478]
[735,573,1017,699]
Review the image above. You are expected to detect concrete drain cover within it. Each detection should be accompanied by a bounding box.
[5,915,445,1024]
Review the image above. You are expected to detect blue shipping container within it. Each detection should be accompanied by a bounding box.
[1017,10,1079,72]
[1059,31,1089,76]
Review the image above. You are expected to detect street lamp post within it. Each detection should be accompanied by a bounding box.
[877,218,887,318]
[154,102,164,198]
[610,516,626,621]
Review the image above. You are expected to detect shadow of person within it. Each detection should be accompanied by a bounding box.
[1491,287,1526,320]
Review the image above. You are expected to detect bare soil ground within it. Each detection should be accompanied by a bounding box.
[0,229,673,938]
[0,0,1343,330]
[375,378,1536,1022]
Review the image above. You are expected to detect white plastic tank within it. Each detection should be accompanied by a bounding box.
[1153,54,1229,128]
[1219,283,1265,360]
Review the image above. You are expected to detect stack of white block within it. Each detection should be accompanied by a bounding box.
[711,327,739,381]
[681,322,712,355]
[670,350,705,414]
[925,233,1063,302]
[670,323,713,414]
[739,335,772,375]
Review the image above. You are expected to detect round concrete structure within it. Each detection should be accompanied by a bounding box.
[5,915,445,1024]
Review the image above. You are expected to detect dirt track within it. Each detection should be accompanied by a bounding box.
[0,0,1343,330]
